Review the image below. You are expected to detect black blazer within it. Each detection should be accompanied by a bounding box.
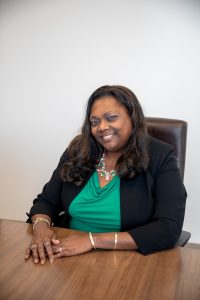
[28,137,187,255]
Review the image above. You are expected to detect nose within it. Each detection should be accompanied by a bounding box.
[97,120,109,131]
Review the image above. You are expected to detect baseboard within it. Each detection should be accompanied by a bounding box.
[185,243,200,250]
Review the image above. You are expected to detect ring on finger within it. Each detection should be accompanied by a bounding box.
[31,244,37,250]
[44,241,51,247]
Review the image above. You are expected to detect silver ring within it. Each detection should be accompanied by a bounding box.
[31,244,37,250]
[44,241,51,247]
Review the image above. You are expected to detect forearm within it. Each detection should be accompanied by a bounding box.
[92,232,138,250]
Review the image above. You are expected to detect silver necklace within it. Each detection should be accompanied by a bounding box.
[97,152,116,180]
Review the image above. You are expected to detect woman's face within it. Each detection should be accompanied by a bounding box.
[90,96,133,153]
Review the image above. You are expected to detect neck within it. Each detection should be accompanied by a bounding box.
[104,150,122,163]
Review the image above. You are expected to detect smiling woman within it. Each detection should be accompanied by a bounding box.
[25,85,187,264]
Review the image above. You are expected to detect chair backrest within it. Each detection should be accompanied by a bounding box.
[145,117,188,180]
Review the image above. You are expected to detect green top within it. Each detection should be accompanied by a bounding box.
[68,171,121,232]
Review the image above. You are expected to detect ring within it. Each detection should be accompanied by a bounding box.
[44,241,51,247]
[31,244,37,250]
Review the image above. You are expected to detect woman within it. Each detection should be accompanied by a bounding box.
[25,85,186,264]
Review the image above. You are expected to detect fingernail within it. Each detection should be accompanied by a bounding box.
[34,258,39,263]
[41,260,45,265]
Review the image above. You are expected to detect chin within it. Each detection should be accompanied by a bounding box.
[103,145,119,152]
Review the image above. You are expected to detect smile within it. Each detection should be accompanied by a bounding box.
[102,134,113,141]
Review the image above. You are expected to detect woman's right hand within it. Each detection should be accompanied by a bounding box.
[25,222,56,264]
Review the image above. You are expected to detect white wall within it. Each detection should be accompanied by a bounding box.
[1,0,200,242]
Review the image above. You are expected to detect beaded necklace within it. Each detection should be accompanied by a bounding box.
[97,152,116,181]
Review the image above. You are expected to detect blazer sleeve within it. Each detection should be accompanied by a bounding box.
[27,152,67,223]
[128,143,187,255]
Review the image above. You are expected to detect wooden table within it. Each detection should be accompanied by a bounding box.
[0,219,200,300]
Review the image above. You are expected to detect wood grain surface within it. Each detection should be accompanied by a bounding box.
[0,219,200,300]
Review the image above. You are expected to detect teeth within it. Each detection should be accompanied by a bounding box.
[102,135,112,141]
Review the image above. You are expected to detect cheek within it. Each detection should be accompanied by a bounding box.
[121,123,132,139]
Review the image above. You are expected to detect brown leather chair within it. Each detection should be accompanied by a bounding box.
[146,117,191,246]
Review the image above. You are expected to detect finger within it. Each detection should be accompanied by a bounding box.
[25,247,31,260]
[37,243,46,265]
[52,232,57,239]
[54,252,63,258]
[52,245,64,254]
[53,247,64,258]
[31,245,39,264]
[43,241,54,264]
[51,238,60,245]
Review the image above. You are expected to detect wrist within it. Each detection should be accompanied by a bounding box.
[32,217,51,230]
[89,232,96,249]
[92,233,117,250]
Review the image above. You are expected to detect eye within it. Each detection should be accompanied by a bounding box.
[90,119,99,127]
[107,115,118,122]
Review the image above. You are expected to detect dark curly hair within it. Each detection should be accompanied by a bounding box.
[60,85,150,185]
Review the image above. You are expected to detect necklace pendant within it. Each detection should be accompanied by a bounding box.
[105,172,110,181]
[96,151,116,181]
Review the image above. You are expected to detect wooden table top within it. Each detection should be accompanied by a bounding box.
[0,219,200,300]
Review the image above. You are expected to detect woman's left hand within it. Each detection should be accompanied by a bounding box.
[51,233,93,257]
